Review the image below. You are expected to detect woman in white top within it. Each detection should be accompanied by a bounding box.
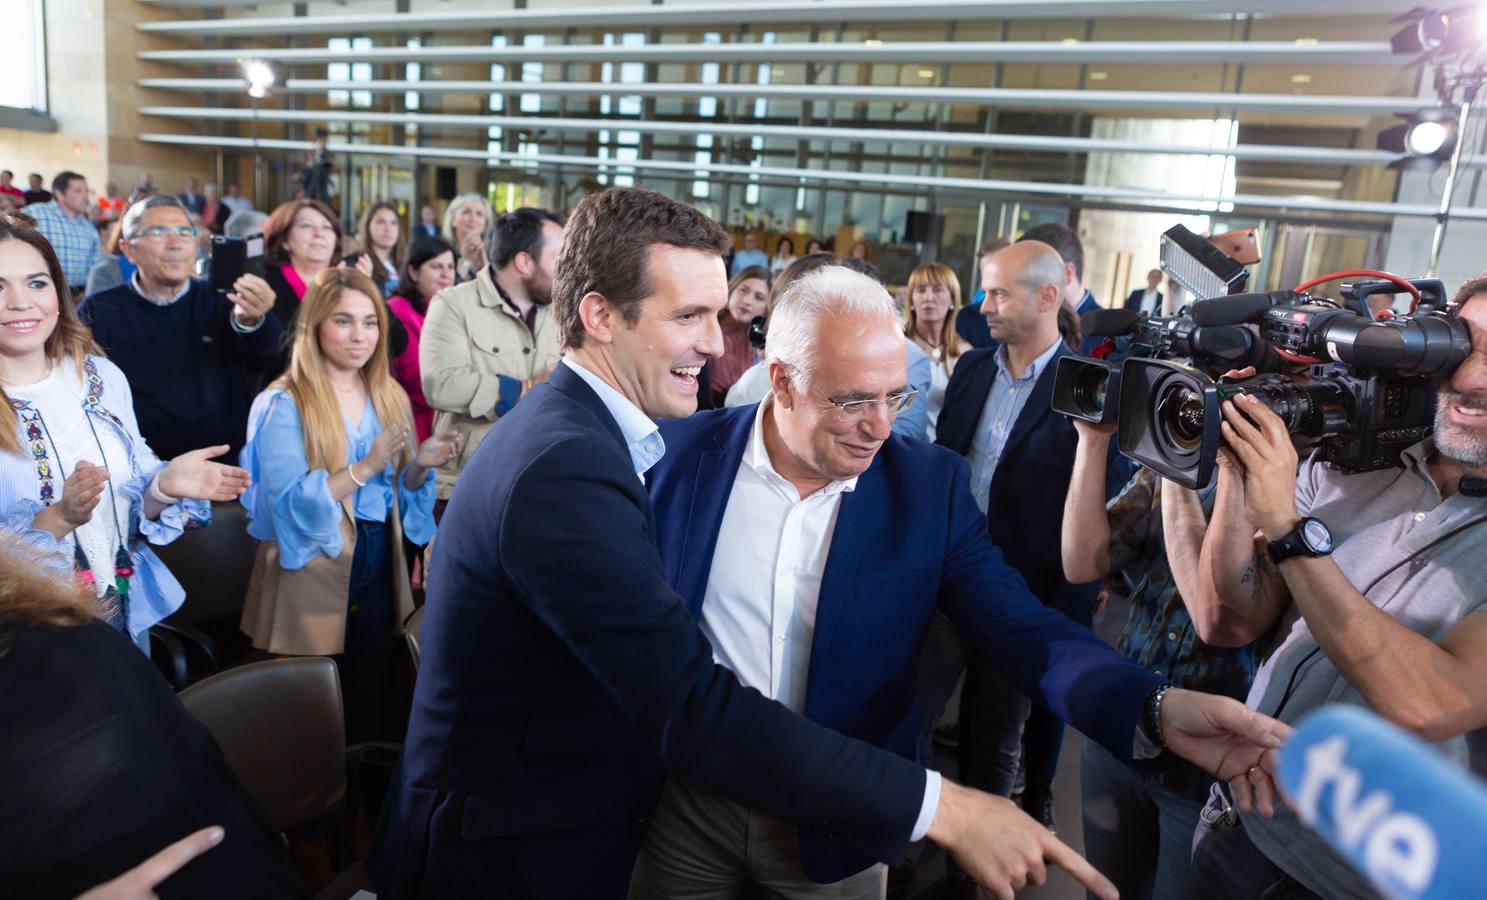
[0,214,251,650]
[905,262,968,440]
[769,236,797,275]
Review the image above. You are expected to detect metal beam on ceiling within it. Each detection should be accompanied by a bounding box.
[134,0,1414,32]
[138,131,1480,222]
[135,78,1439,116]
[138,104,1419,167]
[136,39,1399,67]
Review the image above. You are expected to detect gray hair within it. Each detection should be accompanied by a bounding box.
[121,194,188,240]
[1012,247,1067,300]
[765,265,901,386]
[224,209,269,239]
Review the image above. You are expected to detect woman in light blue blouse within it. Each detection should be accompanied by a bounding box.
[0,215,250,652]
[240,266,459,741]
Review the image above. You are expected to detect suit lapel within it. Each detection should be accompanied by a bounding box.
[806,459,884,693]
[942,353,1000,456]
[675,409,755,619]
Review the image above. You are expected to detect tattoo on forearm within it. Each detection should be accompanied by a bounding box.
[1241,565,1260,603]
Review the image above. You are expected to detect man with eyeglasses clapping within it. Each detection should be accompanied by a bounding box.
[78,195,281,462]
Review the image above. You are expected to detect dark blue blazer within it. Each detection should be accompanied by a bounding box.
[368,363,927,899]
[935,343,1135,624]
[955,291,996,350]
[1124,288,1163,313]
[649,405,1162,881]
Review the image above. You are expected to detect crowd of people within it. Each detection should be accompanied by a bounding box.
[1,165,1484,900]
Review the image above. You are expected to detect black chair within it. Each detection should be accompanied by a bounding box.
[180,657,388,900]
[403,605,424,672]
[153,501,260,685]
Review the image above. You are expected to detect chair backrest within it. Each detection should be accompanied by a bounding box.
[159,501,258,626]
[179,657,346,832]
[403,605,424,672]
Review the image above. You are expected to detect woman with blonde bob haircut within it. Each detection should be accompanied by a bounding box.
[440,192,494,284]
[905,262,968,439]
[240,266,460,740]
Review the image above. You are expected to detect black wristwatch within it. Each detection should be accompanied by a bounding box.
[1266,516,1334,564]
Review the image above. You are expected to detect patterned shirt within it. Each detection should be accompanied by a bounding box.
[1105,466,1258,798]
[21,200,101,288]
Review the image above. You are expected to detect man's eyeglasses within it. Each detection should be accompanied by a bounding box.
[820,390,918,422]
[131,225,198,242]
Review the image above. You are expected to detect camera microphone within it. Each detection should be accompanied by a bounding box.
[1081,307,1141,337]
[1190,291,1298,328]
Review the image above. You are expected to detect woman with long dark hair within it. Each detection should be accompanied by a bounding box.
[0,214,249,651]
[355,201,406,298]
[387,236,456,441]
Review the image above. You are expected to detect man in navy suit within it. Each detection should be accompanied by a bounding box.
[1124,268,1165,317]
[637,265,1289,898]
[371,189,1205,900]
[934,241,1138,847]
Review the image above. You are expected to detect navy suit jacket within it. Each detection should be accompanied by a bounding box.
[369,363,928,899]
[935,344,1135,624]
[649,405,1162,881]
[1124,288,1163,313]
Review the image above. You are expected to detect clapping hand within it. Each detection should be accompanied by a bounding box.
[361,423,410,477]
[414,430,463,470]
[157,446,252,502]
[74,826,224,900]
[59,461,110,528]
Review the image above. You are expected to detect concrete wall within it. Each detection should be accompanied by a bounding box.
[0,0,213,199]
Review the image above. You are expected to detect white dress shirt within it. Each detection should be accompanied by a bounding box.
[699,399,941,841]
[560,356,665,479]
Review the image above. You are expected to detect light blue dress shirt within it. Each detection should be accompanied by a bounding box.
[729,249,770,276]
[561,357,666,479]
[967,336,1063,513]
[240,389,437,569]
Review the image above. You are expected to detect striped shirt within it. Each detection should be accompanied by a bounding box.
[22,200,101,288]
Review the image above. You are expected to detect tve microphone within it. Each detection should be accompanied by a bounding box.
[1277,705,1487,900]
[1190,291,1299,328]
[1081,307,1141,337]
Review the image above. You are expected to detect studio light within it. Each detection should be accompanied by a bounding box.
[243,60,276,100]
[1377,106,1459,170]
[1390,5,1485,57]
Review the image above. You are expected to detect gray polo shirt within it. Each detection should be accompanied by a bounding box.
[1240,438,1487,899]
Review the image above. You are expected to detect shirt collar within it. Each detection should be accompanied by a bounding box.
[743,398,859,497]
[560,356,665,477]
[129,270,192,306]
[993,333,1063,383]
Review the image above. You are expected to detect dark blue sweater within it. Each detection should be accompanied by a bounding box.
[80,279,284,461]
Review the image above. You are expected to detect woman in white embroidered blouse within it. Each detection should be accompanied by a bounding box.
[0,214,251,650]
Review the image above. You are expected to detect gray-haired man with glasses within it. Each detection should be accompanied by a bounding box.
[637,265,1286,899]
[78,194,282,461]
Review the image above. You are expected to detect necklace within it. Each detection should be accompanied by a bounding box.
[22,397,134,629]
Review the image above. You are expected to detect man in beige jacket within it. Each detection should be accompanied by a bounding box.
[419,208,565,501]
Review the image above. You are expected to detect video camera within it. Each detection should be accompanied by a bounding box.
[1054,225,1473,488]
[1052,224,1261,426]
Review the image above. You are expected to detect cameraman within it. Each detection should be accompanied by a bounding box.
[1062,417,1256,899]
[1186,280,1487,899]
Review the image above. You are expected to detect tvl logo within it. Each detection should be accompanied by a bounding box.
[1292,735,1439,897]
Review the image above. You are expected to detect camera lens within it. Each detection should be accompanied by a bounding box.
[1071,367,1110,416]
[1158,386,1206,451]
